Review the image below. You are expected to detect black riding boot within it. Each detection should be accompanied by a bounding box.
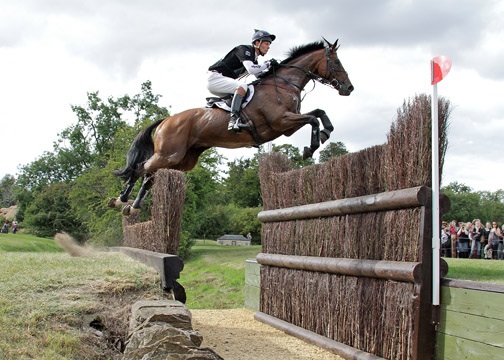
[228,93,245,132]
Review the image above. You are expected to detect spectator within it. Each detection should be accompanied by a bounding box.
[449,220,458,258]
[1,220,9,234]
[457,222,471,258]
[12,220,18,234]
[441,224,451,257]
[499,225,504,260]
[482,221,491,257]
[470,219,484,259]
[485,221,501,259]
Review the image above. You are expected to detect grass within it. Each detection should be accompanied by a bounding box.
[444,257,504,284]
[0,237,261,359]
[0,233,63,252]
[0,241,162,359]
[182,240,261,309]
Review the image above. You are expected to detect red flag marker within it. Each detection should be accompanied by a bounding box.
[431,56,452,85]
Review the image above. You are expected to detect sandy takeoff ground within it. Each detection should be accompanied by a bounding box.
[191,308,343,360]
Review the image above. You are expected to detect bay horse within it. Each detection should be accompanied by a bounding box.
[109,38,353,214]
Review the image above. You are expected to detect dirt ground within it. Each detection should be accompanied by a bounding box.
[191,308,343,360]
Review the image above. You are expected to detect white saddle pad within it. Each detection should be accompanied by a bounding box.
[207,85,255,111]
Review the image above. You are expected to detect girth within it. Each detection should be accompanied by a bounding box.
[240,109,266,146]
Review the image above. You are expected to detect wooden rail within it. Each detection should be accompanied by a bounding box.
[110,247,185,302]
[258,186,429,222]
[255,312,386,360]
[257,253,448,283]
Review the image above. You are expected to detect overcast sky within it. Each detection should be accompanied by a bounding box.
[1,0,503,192]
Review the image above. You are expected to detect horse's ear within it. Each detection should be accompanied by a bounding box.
[330,39,340,52]
[322,36,331,47]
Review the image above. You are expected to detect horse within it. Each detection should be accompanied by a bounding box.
[109,38,353,214]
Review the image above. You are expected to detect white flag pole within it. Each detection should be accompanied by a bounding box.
[431,60,440,308]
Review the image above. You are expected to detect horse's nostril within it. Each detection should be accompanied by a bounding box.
[348,85,354,92]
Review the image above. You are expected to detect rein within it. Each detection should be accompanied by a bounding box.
[273,47,347,91]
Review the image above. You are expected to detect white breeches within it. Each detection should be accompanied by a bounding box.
[207,71,247,97]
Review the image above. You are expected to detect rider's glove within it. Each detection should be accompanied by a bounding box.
[269,58,279,67]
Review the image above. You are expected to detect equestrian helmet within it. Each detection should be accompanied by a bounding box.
[252,29,276,43]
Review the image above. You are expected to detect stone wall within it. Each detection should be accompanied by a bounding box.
[123,300,223,359]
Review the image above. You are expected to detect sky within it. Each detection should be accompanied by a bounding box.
[1,0,503,192]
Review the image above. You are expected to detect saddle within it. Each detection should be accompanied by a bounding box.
[205,85,255,111]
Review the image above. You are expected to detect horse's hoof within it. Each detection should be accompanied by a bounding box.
[321,129,331,143]
[303,146,314,160]
[107,198,118,208]
[122,205,131,216]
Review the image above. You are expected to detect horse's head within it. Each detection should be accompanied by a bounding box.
[317,38,354,96]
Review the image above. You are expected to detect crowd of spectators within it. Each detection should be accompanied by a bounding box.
[441,219,504,259]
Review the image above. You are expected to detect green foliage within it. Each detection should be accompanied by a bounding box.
[0,175,16,208]
[69,166,125,246]
[318,141,349,162]
[272,143,314,168]
[177,230,195,261]
[197,204,234,239]
[442,182,504,224]
[14,81,170,246]
[23,182,87,240]
[229,206,262,243]
[182,149,225,237]
[194,204,261,242]
[225,155,262,207]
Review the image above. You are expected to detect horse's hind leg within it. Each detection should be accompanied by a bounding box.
[132,174,155,209]
[107,176,138,208]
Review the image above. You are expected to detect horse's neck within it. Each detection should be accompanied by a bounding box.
[280,52,321,90]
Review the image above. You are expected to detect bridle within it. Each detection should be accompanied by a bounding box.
[321,47,347,90]
[273,46,347,91]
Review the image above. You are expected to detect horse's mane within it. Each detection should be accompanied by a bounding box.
[281,41,325,64]
[255,41,325,81]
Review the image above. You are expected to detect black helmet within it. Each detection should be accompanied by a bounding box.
[252,29,276,44]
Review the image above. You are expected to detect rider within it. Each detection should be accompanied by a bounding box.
[207,29,276,131]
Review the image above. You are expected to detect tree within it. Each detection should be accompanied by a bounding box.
[14,81,170,242]
[272,144,314,168]
[443,182,473,194]
[0,175,16,208]
[441,182,504,224]
[182,149,225,237]
[23,182,86,240]
[225,155,262,208]
[318,141,349,162]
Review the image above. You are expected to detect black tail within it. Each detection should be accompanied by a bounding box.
[113,119,164,182]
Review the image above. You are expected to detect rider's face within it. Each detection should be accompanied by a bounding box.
[257,41,271,55]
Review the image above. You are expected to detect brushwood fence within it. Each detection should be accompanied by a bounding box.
[122,169,186,254]
[254,95,451,360]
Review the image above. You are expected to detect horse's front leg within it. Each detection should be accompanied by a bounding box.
[277,111,321,159]
[303,109,333,143]
[303,117,321,160]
